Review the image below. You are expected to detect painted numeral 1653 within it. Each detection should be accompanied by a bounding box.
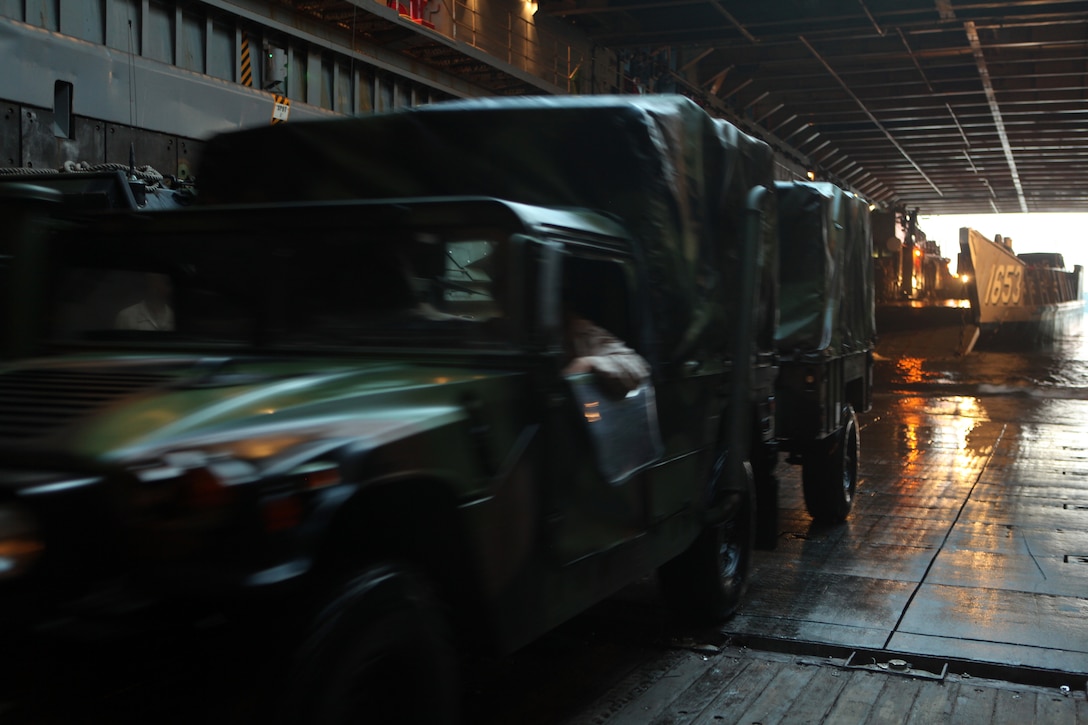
[986,263,1022,305]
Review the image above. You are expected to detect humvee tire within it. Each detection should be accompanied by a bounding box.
[282,563,459,725]
[801,405,859,523]
[658,461,754,623]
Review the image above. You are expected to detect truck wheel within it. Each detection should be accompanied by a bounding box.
[658,462,754,624]
[801,406,859,523]
[281,563,459,725]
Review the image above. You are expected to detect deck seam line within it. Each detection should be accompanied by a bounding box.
[881,422,1008,650]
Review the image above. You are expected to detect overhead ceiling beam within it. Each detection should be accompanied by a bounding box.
[783,123,814,143]
[722,77,753,98]
[770,113,798,134]
[827,158,858,175]
[701,64,734,91]
[705,1,758,43]
[679,47,716,73]
[895,27,973,160]
[858,178,885,195]
[843,168,872,184]
[755,102,784,123]
[945,105,971,148]
[965,20,1028,212]
[799,35,944,197]
[857,0,885,36]
[744,91,770,110]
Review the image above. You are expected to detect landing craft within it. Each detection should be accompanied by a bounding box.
[872,208,967,304]
[958,228,1084,353]
[875,218,1084,357]
[872,210,975,358]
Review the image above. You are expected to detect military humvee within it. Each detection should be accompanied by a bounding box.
[773,181,875,522]
[0,97,778,723]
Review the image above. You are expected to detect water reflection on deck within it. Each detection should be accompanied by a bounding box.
[728,318,1088,675]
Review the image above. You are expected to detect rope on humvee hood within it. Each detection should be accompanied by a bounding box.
[0,161,167,186]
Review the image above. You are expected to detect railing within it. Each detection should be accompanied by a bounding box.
[449,0,587,93]
[376,0,652,95]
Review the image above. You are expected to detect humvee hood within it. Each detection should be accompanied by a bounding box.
[0,355,509,460]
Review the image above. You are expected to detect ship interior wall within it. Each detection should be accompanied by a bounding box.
[1,0,482,178]
[1,1,795,185]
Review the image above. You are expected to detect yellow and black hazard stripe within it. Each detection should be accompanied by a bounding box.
[272,94,291,124]
[240,31,252,87]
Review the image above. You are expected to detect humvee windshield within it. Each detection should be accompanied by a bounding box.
[42,226,512,350]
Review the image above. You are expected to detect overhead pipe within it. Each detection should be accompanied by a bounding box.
[782,122,814,143]
[755,102,784,124]
[706,1,758,43]
[843,167,871,183]
[963,148,980,174]
[965,20,1028,212]
[897,28,973,150]
[679,47,716,73]
[946,104,971,148]
[799,35,943,197]
[770,113,799,134]
[811,147,839,166]
[743,91,770,110]
[827,158,858,174]
[858,178,885,195]
[701,64,734,91]
[722,77,753,98]
[857,0,885,36]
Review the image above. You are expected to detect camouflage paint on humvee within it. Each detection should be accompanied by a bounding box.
[0,97,777,723]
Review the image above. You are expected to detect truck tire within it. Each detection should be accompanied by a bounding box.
[801,405,859,523]
[280,563,459,725]
[658,462,754,624]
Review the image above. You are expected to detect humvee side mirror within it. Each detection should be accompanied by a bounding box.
[509,233,564,353]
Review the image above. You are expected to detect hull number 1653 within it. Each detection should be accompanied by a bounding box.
[985,264,1022,305]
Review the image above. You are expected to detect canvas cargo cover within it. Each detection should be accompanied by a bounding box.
[712,118,779,353]
[774,181,875,355]
[197,95,774,363]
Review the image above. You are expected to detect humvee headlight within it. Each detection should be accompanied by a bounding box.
[135,452,256,512]
[0,504,44,580]
[132,446,343,537]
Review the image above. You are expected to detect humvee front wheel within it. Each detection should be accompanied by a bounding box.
[801,405,859,523]
[658,462,754,624]
[281,563,459,725]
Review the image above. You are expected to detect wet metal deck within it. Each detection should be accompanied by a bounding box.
[543,343,1088,724]
[563,643,1086,724]
[726,362,1088,678]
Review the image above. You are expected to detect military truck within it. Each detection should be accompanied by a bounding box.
[0,97,777,723]
[0,166,193,212]
[773,181,875,522]
[0,169,193,360]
